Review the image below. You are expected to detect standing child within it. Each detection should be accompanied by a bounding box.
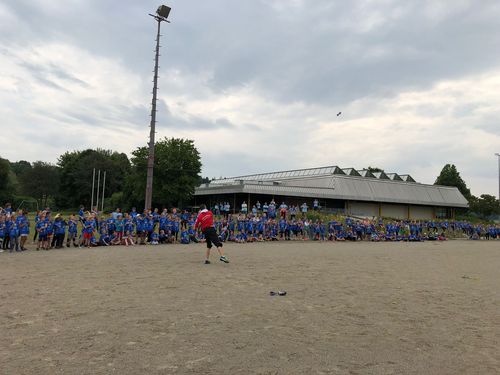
[82,215,94,248]
[115,214,124,244]
[9,214,20,252]
[135,214,146,245]
[36,214,46,250]
[172,217,180,242]
[17,210,29,251]
[2,214,12,250]
[0,215,5,251]
[66,215,79,247]
[52,214,66,249]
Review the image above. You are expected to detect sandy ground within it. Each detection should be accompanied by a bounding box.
[0,240,499,375]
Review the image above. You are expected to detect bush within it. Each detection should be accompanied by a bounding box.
[106,192,126,213]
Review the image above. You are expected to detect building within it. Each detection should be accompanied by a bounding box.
[194,166,468,219]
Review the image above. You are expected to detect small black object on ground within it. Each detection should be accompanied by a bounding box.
[270,291,287,296]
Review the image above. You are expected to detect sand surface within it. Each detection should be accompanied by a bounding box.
[1,241,499,375]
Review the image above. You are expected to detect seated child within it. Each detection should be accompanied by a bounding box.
[99,233,111,246]
[150,232,159,245]
[90,236,98,247]
[335,231,346,241]
[123,230,135,246]
[180,230,190,244]
[159,230,167,244]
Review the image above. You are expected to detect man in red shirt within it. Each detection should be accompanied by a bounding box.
[194,204,229,264]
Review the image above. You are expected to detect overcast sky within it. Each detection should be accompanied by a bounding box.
[1,0,499,196]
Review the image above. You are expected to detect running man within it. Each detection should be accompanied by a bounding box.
[194,204,229,264]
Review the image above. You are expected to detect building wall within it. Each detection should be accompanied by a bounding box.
[409,205,434,220]
[380,203,408,219]
[347,201,440,220]
[348,202,379,217]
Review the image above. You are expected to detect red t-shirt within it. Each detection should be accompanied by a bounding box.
[194,209,214,231]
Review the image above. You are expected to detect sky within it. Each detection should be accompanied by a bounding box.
[0,0,499,196]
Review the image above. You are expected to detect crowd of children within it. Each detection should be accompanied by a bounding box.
[0,200,499,253]
[208,213,500,243]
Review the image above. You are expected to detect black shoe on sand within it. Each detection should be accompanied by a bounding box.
[204,260,211,264]
[219,256,229,263]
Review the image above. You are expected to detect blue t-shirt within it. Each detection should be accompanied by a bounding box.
[68,219,78,234]
[53,220,66,235]
[180,231,190,244]
[9,222,19,237]
[16,215,30,235]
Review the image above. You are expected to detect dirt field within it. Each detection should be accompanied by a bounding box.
[1,241,499,375]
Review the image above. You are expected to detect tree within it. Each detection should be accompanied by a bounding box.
[0,157,15,203]
[57,149,131,209]
[10,160,32,176]
[19,161,60,207]
[469,194,500,218]
[125,137,202,209]
[434,164,471,201]
[366,166,384,173]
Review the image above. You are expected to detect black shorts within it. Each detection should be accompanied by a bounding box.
[203,227,223,249]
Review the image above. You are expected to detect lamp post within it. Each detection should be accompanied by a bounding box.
[145,5,171,211]
[495,153,500,200]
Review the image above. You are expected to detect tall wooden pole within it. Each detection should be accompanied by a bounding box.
[101,171,106,213]
[91,168,95,210]
[145,17,162,211]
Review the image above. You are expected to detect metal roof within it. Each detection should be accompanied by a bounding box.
[196,166,469,208]
[399,174,416,182]
[358,169,376,178]
[373,171,390,180]
[386,173,403,181]
[209,165,346,185]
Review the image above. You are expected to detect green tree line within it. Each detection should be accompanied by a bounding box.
[0,137,202,212]
[434,164,500,219]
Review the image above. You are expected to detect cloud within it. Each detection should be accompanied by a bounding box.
[0,0,499,197]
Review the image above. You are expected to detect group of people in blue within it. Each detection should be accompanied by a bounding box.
[0,204,30,252]
[0,199,498,253]
[212,211,499,243]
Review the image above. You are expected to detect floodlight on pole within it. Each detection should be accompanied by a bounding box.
[495,153,500,200]
[144,5,171,211]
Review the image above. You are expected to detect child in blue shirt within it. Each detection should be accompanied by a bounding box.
[135,215,146,245]
[16,210,29,251]
[0,217,5,251]
[54,215,67,248]
[172,218,180,242]
[66,215,79,247]
[82,217,95,248]
[99,231,111,246]
[159,230,167,244]
[9,215,20,252]
[150,232,159,245]
[180,230,190,244]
